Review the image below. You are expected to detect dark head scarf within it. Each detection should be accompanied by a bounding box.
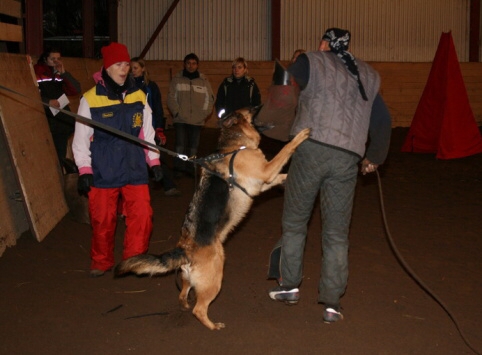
[321,28,368,101]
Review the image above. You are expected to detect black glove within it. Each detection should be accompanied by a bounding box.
[151,165,163,182]
[77,174,94,196]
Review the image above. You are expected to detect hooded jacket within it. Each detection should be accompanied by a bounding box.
[72,71,160,188]
[167,70,214,126]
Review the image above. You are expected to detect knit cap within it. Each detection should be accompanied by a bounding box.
[101,42,131,69]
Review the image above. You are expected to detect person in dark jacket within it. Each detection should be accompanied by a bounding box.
[130,57,181,196]
[215,57,261,118]
[34,48,81,165]
[267,28,392,323]
[72,42,162,277]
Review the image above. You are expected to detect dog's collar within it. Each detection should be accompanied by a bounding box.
[202,146,246,163]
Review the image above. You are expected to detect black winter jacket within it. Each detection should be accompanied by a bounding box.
[215,75,261,117]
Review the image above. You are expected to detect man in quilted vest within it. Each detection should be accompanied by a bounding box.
[267,28,392,323]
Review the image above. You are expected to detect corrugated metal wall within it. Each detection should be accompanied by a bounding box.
[281,0,469,62]
[118,0,472,62]
[118,0,271,61]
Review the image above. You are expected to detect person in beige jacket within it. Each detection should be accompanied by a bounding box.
[167,53,214,177]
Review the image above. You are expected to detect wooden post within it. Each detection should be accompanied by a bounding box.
[271,0,281,61]
[82,0,95,58]
[469,0,480,62]
[24,0,43,55]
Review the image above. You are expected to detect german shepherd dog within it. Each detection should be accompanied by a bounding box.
[114,108,310,330]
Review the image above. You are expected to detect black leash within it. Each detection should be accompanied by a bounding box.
[0,83,254,197]
[375,170,481,355]
[0,83,187,161]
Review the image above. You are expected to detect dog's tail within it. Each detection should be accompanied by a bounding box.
[114,247,187,277]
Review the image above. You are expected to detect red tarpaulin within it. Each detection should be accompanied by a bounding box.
[401,31,482,159]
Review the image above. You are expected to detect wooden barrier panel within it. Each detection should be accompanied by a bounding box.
[52,59,482,130]
[372,62,431,128]
[0,53,68,256]
[126,60,482,129]
[0,0,23,43]
[0,118,28,256]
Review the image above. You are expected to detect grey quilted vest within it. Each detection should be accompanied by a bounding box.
[290,51,380,158]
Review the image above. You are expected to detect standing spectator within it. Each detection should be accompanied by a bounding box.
[215,57,261,118]
[267,28,392,323]
[167,53,214,177]
[72,42,163,277]
[130,57,166,144]
[130,57,181,196]
[34,47,81,166]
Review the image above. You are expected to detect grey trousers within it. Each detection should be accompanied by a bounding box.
[268,140,359,306]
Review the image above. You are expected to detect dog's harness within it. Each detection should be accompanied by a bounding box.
[194,146,253,198]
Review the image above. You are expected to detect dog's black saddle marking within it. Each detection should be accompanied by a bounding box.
[195,174,230,246]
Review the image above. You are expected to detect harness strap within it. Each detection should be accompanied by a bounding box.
[227,148,252,197]
[194,146,252,197]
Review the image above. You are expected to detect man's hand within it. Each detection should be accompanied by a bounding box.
[360,158,378,175]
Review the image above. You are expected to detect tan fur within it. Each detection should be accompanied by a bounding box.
[115,108,310,330]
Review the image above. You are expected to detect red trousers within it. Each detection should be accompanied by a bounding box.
[88,184,153,271]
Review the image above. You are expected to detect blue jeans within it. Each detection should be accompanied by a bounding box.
[269,140,359,306]
[160,154,177,191]
[173,123,202,174]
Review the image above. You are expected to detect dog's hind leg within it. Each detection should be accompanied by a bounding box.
[192,275,224,330]
[191,243,225,330]
[179,265,192,310]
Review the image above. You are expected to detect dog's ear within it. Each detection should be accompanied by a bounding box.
[249,105,263,118]
[218,111,236,128]
[234,107,251,122]
[222,115,239,128]
[234,106,263,124]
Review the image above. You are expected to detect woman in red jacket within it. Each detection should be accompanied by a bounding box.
[34,48,81,165]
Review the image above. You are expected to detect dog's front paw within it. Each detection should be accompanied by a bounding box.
[279,173,287,185]
[292,128,311,145]
[299,128,311,140]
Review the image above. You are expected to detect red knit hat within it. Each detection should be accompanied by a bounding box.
[101,42,131,69]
